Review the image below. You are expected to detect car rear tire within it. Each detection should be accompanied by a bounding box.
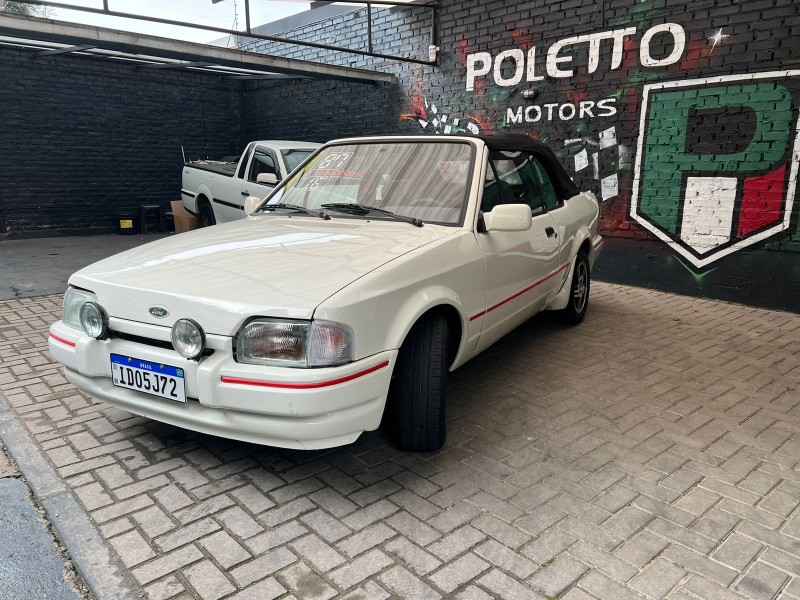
[198,201,216,228]
[390,312,448,452]
[559,251,590,325]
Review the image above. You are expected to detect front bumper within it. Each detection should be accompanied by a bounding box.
[49,320,396,450]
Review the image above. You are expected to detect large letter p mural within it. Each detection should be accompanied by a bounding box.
[630,72,800,268]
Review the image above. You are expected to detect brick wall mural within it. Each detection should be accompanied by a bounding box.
[240,0,799,310]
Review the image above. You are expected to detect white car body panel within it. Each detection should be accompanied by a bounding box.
[52,134,601,450]
[68,216,457,335]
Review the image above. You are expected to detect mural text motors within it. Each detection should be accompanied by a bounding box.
[403,21,800,269]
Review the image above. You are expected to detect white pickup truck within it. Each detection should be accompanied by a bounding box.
[181,140,321,226]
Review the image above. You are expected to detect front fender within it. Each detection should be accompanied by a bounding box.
[383,285,471,371]
[314,230,485,370]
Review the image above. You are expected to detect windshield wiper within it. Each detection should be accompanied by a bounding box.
[321,203,423,227]
[262,203,331,220]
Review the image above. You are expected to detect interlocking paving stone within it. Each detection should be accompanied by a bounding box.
[183,559,237,600]
[199,531,252,569]
[428,552,490,594]
[712,532,765,571]
[384,536,442,576]
[277,562,337,600]
[329,548,394,590]
[379,565,442,599]
[108,529,156,568]
[2,284,800,599]
[229,547,297,587]
[529,554,589,597]
[735,561,789,599]
[630,557,687,599]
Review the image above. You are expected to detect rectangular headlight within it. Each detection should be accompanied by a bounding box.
[236,319,353,368]
[63,287,97,330]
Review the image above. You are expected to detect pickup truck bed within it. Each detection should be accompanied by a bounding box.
[185,160,238,177]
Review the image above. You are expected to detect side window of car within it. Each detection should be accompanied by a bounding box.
[489,151,546,214]
[481,161,507,212]
[531,158,560,211]
[236,143,253,179]
[249,148,278,184]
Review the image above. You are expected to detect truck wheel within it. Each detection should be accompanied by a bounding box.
[559,251,590,324]
[390,313,448,452]
[198,202,216,227]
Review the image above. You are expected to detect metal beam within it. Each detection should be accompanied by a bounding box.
[0,13,395,84]
[35,43,96,56]
[225,74,312,80]
[135,61,215,70]
[15,0,436,65]
[311,0,436,8]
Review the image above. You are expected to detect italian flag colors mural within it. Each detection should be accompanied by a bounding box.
[631,71,800,268]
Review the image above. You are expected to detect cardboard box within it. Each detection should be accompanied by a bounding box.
[170,200,199,234]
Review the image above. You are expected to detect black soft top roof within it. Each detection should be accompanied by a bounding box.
[475,133,579,199]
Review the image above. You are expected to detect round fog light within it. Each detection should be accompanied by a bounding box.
[79,302,108,339]
[171,319,205,359]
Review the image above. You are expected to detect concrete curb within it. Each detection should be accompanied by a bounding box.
[0,394,142,600]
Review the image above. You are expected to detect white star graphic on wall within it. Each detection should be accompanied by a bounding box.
[708,28,729,54]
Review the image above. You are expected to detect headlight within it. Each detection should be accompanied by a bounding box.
[236,319,353,367]
[171,319,205,359]
[79,302,108,339]
[63,287,97,330]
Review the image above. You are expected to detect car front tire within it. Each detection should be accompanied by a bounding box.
[559,251,590,324]
[390,312,448,452]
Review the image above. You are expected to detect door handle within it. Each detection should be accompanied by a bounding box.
[545,227,557,238]
[241,190,250,197]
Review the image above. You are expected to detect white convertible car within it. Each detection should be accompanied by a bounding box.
[49,135,602,452]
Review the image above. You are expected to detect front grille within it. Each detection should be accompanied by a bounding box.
[110,330,173,350]
[109,330,215,358]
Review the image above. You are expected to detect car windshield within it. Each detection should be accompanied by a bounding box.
[282,149,314,172]
[266,142,473,226]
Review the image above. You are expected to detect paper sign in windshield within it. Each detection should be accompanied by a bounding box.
[306,152,361,189]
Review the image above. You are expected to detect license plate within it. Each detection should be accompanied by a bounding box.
[111,354,186,403]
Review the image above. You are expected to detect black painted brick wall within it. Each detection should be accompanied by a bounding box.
[0,47,242,235]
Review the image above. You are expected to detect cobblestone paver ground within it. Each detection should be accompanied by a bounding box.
[1,283,800,599]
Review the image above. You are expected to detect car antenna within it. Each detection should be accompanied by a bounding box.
[180,140,187,164]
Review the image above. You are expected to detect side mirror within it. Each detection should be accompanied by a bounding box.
[483,204,532,232]
[244,196,262,216]
[257,172,278,185]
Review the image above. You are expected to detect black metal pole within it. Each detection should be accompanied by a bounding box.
[366,2,372,54]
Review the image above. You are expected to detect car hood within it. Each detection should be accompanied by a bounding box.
[70,216,457,335]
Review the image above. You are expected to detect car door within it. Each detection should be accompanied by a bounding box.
[243,145,281,202]
[474,151,562,353]
[211,144,253,223]
[530,157,576,272]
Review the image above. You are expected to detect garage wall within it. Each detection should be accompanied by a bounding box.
[0,47,242,235]
[239,5,430,143]
[1,1,797,311]
[241,79,402,144]
[240,0,800,312]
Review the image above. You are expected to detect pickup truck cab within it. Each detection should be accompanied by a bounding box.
[181,140,321,226]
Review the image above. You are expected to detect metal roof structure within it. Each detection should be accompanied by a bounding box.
[0,12,397,83]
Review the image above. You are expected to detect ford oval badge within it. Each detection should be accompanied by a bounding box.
[149,306,169,319]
